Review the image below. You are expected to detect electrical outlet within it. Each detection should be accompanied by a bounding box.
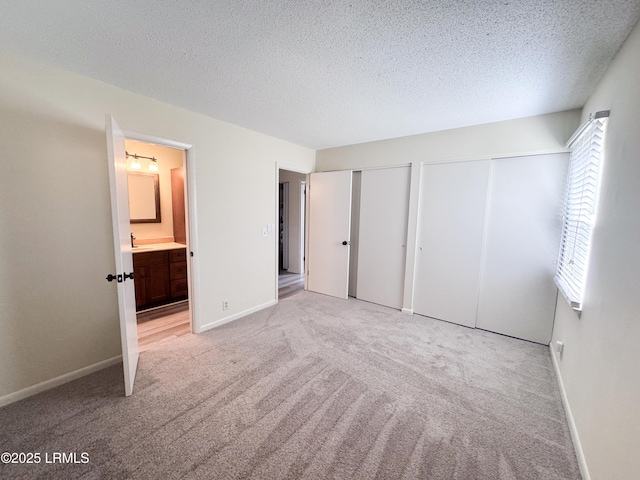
[223,299,229,311]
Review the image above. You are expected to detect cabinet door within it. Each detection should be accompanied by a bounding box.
[476,154,568,344]
[146,263,170,304]
[171,278,188,299]
[413,160,490,327]
[133,265,147,309]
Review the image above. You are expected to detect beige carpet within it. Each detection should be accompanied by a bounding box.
[0,291,580,479]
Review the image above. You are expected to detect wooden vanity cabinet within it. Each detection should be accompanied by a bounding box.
[133,248,188,311]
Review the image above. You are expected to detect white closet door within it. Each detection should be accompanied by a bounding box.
[414,160,490,327]
[476,154,568,344]
[307,171,353,299]
[357,166,411,309]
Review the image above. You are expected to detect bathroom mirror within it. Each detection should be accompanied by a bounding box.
[128,172,161,223]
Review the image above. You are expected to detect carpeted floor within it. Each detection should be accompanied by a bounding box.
[0,291,580,479]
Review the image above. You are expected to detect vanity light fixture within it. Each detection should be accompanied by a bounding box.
[126,151,158,172]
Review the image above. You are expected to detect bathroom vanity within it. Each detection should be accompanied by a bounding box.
[132,243,188,311]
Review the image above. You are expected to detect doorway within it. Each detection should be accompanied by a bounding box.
[125,138,193,352]
[278,169,306,299]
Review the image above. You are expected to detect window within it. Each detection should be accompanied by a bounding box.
[555,110,609,312]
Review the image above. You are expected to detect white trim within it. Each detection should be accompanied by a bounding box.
[275,164,280,302]
[185,147,200,332]
[195,300,276,333]
[401,308,414,315]
[318,163,412,173]
[304,173,310,292]
[121,129,193,150]
[277,162,313,175]
[418,148,570,167]
[549,345,591,480]
[0,356,122,408]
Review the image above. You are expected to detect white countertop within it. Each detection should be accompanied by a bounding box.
[131,242,187,254]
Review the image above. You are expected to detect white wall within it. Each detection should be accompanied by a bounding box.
[316,110,580,312]
[316,110,580,171]
[0,51,314,400]
[551,20,640,480]
[278,169,306,274]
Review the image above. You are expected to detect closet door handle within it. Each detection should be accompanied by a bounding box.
[342,241,350,246]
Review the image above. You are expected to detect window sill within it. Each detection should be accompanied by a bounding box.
[554,276,583,318]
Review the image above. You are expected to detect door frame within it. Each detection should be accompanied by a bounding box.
[122,129,199,333]
[275,163,312,302]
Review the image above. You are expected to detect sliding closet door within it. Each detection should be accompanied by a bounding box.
[476,154,568,344]
[356,166,411,309]
[414,160,490,327]
[307,171,353,299]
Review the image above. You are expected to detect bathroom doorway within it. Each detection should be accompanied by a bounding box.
[124,138,194,352]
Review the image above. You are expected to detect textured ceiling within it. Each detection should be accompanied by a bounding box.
[0,1,639,149]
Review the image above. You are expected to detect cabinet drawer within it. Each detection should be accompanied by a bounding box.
[134,250,168,267]
[170,262,187,280]
[171,278,188,298]
[169,248,187,263]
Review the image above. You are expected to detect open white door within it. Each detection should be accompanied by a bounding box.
[307,171,353,299]
[105,114,139,396]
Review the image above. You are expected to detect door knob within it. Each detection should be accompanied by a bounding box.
[342,241,350,246]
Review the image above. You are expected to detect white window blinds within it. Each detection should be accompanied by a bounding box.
[555,111,609,312]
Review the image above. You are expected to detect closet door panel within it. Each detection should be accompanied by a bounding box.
[414,160,490,327]
[357,166,411,309]
[476,153,568,344]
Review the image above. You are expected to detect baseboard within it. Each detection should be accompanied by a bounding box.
[401,308,414,315]
[549,344,591,480]
[0,355,122,408]
[196,299,276,333]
